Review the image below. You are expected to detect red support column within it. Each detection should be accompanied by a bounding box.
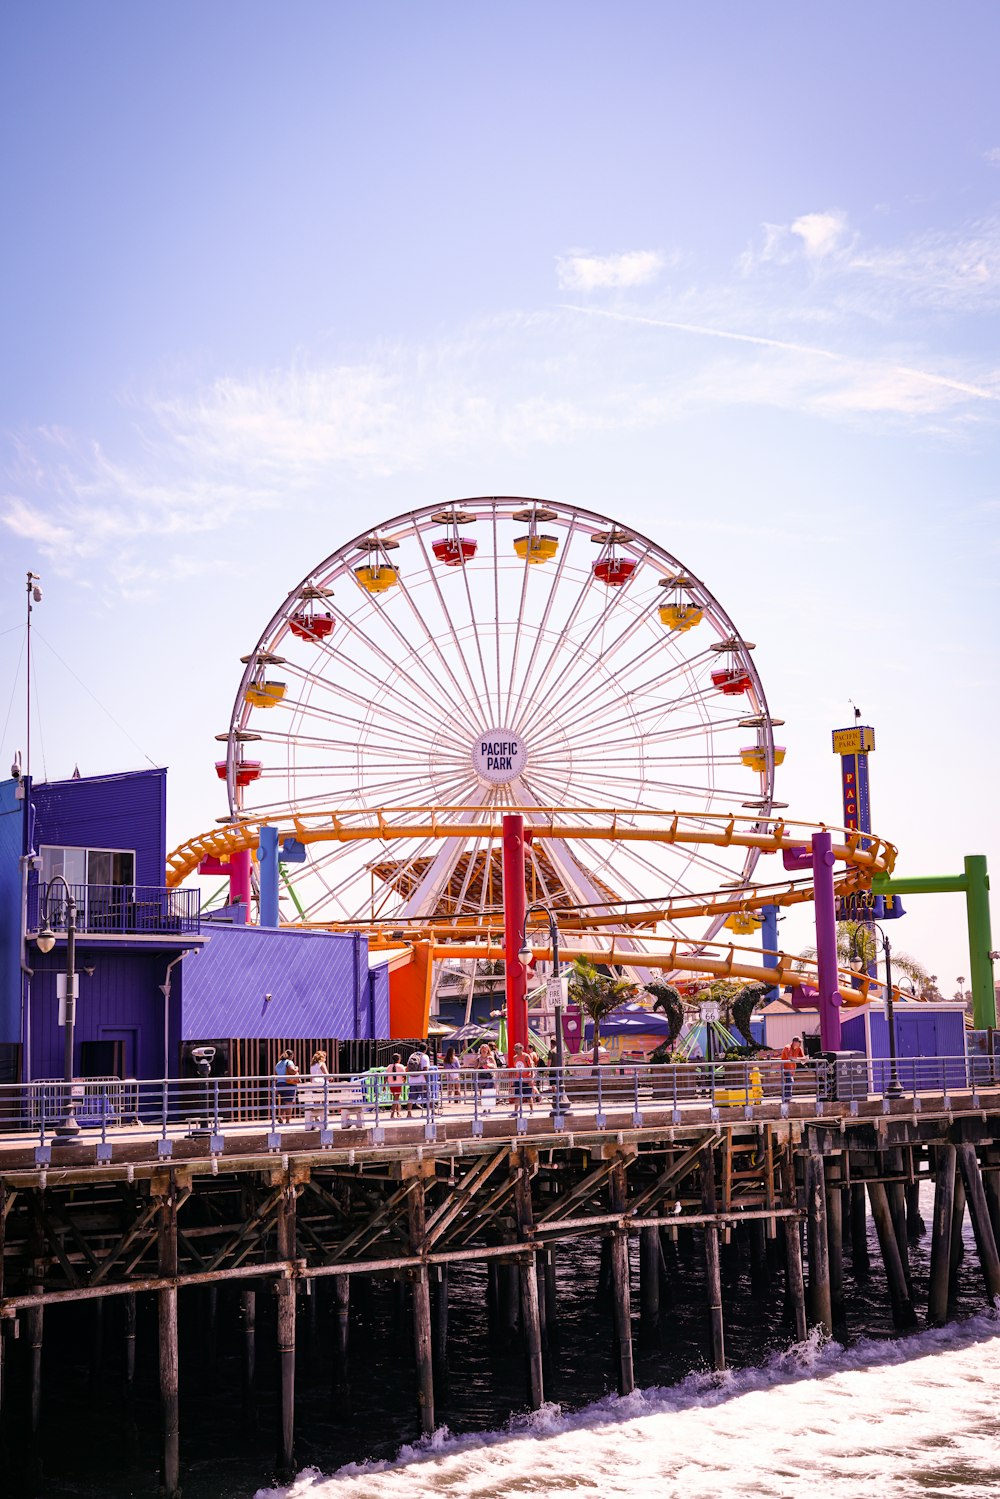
[502,813,528,1063]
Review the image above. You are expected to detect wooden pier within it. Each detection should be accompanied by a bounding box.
[2,1082,1000,1495]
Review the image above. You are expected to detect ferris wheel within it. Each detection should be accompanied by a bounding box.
[218,496,781,941]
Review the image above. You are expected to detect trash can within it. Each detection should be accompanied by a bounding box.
[825,1051,868,1101]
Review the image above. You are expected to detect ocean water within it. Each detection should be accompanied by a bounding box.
[257,1315,1000,1499]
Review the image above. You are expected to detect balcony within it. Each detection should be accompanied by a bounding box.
[29,882,201,938]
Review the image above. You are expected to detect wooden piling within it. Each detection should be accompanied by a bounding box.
[950,1173,967,1293]
[905,1181,926,1239]
[123,1292,136,1396]
[406,1176,435,1436]
[824,1162,844,1325]
[982,1150,1000,1248]
[927,1142,956,1326]
[805,1151,832,1335]
[433,1268,449,1384]
[275,1186,297,1478]
[543,1247,558,1345]
[867,1181,917,1328]
[700,1145,725,1370]
[332,1274,350,1386]
[849,1183,870,1275]
[156,1183,181,1499]
[241,1286,257,1417]
[887,1180,911,1290]
[639,1225,660,1345]
[609,1158,635,1394]
[513,1152,544,1409]
[956,1143,1000,1302]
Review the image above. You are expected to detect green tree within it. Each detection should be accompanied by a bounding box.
[567,958,637,1063]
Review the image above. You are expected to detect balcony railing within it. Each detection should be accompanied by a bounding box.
[30,882,201,937]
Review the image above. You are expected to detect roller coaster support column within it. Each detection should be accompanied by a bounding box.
[784,833,843,1052]
[258,825,280,928]
[761,905,779,1001]
[873,856,996,1029]
[229,848,252,919]
[502,814,529,1063]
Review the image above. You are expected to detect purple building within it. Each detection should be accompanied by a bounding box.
[0,767,389,1084]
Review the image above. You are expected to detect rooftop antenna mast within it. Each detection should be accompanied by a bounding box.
[25,571,42,785]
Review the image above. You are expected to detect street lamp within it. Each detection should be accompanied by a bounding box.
[875,923,904,1099]
[35,873,80,1140]
[518,903,570,1117]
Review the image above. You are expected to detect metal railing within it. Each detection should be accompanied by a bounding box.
[0,1054,990,1164]
[30,882,201,936]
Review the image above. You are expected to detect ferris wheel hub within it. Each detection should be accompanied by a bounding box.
[471,727,529,786]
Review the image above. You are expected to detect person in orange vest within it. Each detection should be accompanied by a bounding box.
[781,1035,804,1103]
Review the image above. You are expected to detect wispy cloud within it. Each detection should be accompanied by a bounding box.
[6,208,1000,591]
[556,249,667,291]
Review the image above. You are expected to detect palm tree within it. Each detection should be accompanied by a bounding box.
[567,958,637,1064]
[798,921,932,995]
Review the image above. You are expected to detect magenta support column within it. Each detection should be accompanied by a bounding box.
[502,813,528,1064]
[229,848,252,922]
[811,831,843,1052]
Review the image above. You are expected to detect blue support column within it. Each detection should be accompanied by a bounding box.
[258,825,280,928]
[761,905,779,1001]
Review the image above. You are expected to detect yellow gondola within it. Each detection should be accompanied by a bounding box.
[354,564,399,594]
[658,603,703,632]
[740,746,786,772]
[244,681,287,708]
[724,910,762,935]
[513,534,558,563]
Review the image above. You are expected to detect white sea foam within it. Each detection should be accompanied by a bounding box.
[255,1315,1000,1499]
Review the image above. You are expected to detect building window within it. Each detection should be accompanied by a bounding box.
[40,846,135,890]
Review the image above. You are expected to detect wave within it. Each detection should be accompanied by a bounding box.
[255,1311,1000,1499]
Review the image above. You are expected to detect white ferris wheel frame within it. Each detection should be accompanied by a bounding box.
[222,496,778,944]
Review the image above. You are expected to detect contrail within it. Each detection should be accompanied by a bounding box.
[558,303,1000,404]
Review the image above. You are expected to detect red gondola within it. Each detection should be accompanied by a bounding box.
[215,760,263,787]
[711,668,753,696]
[592,557,637,587]
[432,537,478,566]
[289,611,335,641]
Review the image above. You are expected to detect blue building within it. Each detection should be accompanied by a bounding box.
[0,767,390,1084]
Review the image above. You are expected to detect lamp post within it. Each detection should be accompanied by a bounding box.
[35,872,80,1140]
[517,902,570,1117]
[875,923,904,1099]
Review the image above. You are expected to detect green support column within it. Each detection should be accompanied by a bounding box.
[964,856,996,1030]
[873,858,996,1029]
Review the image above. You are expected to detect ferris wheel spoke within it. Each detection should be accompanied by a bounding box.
[525,640,719,754]
[515,543,654,742]
[390,556,487,727]
[505,511,578,729]
[412,525,496,726]
[517,585,664,742]
[279,655,467,753]
[295,604,461,734]
[343,590,476,730]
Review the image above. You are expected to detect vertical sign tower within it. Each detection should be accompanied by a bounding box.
[832,721,875,847]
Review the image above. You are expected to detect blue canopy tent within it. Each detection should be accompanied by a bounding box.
[582,1003,675,1042]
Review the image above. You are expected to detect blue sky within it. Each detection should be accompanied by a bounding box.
[1,1,998,987]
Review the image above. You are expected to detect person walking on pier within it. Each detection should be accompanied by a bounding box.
[406,1045,430,1117]
[305,1049,329,1126]
[512,1042,534,1115]
[781,1035,804,1102]
[387,1053,406,1119]
[274,1049,300,1125]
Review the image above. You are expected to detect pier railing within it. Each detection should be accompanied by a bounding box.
[0,1053,991,1165]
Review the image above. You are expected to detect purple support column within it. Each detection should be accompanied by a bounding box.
[811,831,842,1052]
